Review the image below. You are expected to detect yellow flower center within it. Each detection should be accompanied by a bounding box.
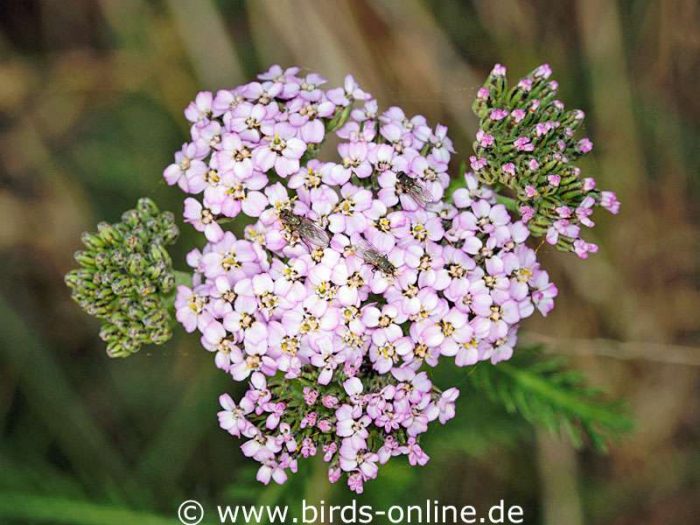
[300,313,319,334]
[259,292,278,311]
[222,251,240,270]
[411,224,427,241]
[440,320,455,337]
[188,295,206,313]
[206,169,220,184]
[516,268,532,283]
[336,199,355,216]
[377,217,391,232]
[448,263,465,278]
[240,313,254,329]
[227,184,246,201]
[378,343,396,359]
[280,336,299,356]
[315,281,337,300]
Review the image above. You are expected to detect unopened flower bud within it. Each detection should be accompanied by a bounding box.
[137,197,159,217]
[66,199,180,357]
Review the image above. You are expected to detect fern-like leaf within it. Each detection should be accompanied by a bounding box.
[467,346,632,451]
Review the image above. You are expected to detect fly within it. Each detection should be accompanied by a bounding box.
[396,173,435,208]
[279,208,330,249]
[355,239,397,276]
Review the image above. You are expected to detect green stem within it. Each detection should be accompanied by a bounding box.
[495,194,520,213]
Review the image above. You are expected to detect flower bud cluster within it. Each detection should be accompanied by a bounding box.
[65,198,179,357]
[471,64,620,258]
[167,66,559,491]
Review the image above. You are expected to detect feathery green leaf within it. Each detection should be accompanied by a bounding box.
[467,346,632,451]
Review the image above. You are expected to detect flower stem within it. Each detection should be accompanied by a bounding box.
[495,194,520,213]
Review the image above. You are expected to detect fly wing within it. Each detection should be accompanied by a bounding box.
[353,237,378,261]
[298,219,330,249]
[353,237,393,272]
[404,179,435,207]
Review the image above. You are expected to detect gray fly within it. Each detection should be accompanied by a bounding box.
[279,209,330,249]
[355,239,397,276]
[396,173,435,208]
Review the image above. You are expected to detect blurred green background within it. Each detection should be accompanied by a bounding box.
[0,1,698,524]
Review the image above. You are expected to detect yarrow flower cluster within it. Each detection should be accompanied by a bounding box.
[471,64,620,258]
[65,198,179,357]
[167,65,561,492]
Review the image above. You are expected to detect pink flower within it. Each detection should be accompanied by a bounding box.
[490,108,509,121]
[203,172,268,219]
[577,137,593,153]
[573,239,599,259]
[288,97,335,143]
[183,198,223,241]
[476,130,495,148]
[401,437,429,466]
[492,64,506,76]
[437,388,459,423]
[600,191,620,214]
[218,394,255,437]
[216,133,254,179]
[327,184,372,235]
[163,142,208,193]
[514,136,534,152]
[226,102,277,142]
[534,64,552,78]
[547,174,561,187]
[185,91,213,124]
[256,458,288,485]
[253,124,307,177]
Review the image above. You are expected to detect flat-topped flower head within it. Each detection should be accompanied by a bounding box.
[147,63,620,492]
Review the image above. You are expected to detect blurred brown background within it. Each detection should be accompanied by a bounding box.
[0,1,698,524]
